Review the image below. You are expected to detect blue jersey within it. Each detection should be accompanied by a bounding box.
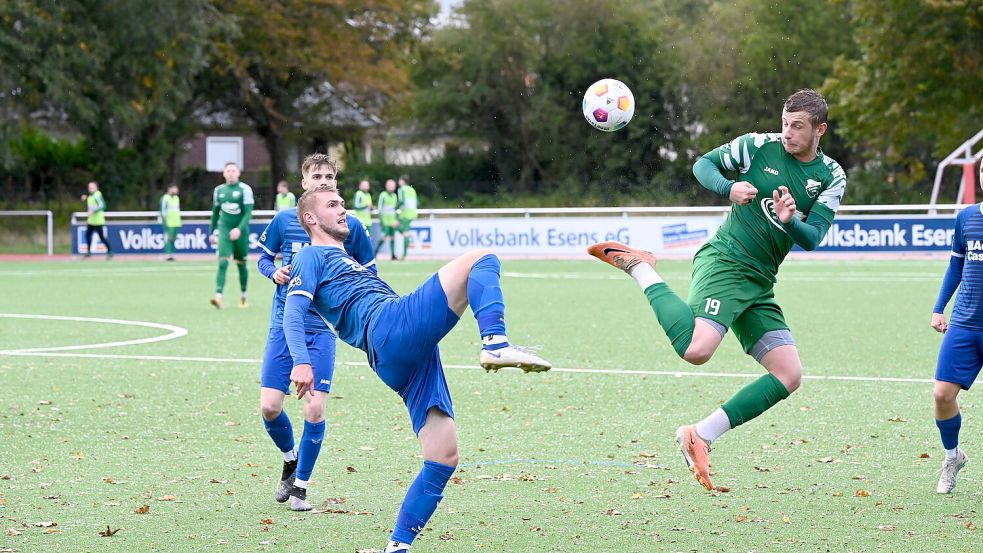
[258,211,375,331]
[946,204,983,331]
[286,245,398,353]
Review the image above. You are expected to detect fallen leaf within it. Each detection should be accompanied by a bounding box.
[38,400,52,405]
[223,421,240,427]
[439,531,454,541]
[321,498,347,505]
[98,525,120,537]
[753,466,771,472]
[358,446,375,451]
[0,475,11,480]
[638,451,657,458]
[799,406,813,411]
[887,416,912,423]
[73,452,84,460]
[529,526,543,531]
[34,521,57,528]
[102,477,116,484]
[603,509,622,516]
[919,453,930,459]
[134,505,150,514]
[6,529,22,536]
[714,486,731,493]
[451,477,464,485]
[817,457,836,463]
[855,489,870,497]
[966,521,977,531]
[878,525,896,531]
[355,549,382,553]
[346,466,357,473]
[630,492,643,499]
[781,513,791,524]
[208,479,228,484]
[832,492,844,497]
[260,518,273,525]
[155,495,177,501]
[735,515,748,523]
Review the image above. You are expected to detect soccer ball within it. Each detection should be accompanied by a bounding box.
[582,78,635,132]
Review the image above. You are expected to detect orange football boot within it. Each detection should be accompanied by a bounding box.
[586,241,657,273]
[675,425,713,491]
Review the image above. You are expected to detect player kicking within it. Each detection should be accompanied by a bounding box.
[929,163,983,494]
[283,185,551,552]
[588,89,846,491]
[256,154,375,511]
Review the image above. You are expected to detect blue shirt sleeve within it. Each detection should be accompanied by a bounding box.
[934,209,968,313]
[284,248,323,366]
[344,215,377,274]
[257,212,286,280]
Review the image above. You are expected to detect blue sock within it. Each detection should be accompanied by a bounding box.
[936,412,961,450]
[391,460,456,544]
[296,420,326,482]
[467,254,508,346]
[262,410,295,454]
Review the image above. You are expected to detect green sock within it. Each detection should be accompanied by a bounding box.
[216,259,229,293]
[644,283,695,358]
[236,260,248,291]
[720,374,791,428]
[402,235,410,259]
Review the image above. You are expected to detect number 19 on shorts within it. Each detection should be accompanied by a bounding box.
[704,298,721,316]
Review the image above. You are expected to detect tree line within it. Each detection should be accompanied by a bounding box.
[1,0,980,212]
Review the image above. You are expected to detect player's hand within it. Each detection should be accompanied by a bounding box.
[931,312,948,334]
[80,194,88,201]
[209,234,218,246]
[272,265,290,285]
[291,363,314,399]
[229,227,241,241]
[772,186,797,224]
[729,181,758,205]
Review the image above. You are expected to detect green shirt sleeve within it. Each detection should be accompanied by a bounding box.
[781,208,833,251]
[693,155,735,199]
[238,184,254,234]
[209,187,220,234]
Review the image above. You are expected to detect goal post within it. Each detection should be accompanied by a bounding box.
[929,128,983,214]
[0,210,54,255]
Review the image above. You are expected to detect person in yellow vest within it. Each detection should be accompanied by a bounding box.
[374,179,400,260]
[275,180,297,212]
[352,179,374,228]
[80,181,112,259]
[396,174,418,260]
[160,184,182,261]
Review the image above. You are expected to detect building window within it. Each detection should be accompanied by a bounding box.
[206,136,244,172]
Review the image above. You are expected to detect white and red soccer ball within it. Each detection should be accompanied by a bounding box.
[582,78,635,132]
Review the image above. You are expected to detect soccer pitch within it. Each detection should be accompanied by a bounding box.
[0,258,978,552]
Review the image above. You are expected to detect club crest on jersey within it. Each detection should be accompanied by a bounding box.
[288,276,302,289]
[232,190,241,198]
[760,198,787,233]
[806,179,822,198]
[763,166,780,176]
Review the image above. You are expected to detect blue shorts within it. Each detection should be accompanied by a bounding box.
[261,327,337,394]
[368,274,460,434]
[936,325,983,390]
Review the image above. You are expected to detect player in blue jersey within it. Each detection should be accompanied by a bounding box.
[930,164,983,494]
[256,154,376,511]
[283,185,552,553]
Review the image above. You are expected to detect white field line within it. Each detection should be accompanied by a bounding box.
[0,350,934,384]
[0,314,188,353]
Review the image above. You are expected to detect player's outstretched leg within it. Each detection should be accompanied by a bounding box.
[260,389,298,503]
[437,250,551,373]
[385,408,457,552]
[588,241,712,362]
[934,380,968,493]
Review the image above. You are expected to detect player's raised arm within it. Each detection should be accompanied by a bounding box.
[283,248,322,397]
[693,133,772,205]
[257,213,285,282]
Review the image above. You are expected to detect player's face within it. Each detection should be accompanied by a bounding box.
[302,164,337,191]
[87,182,97,193]
[359,180,369,191]
[312,191,350,242]
[223,164,240,183]
[385,180,396,192]
[781,110,827,158]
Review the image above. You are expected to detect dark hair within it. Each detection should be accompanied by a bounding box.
[398,174,410,183]
[783,89,828,126]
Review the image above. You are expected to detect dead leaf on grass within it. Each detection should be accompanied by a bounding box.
[134,505,149,514]
[855,489,871,497]
[98,525,120,537]
[878,525,896,531]
[155,495,177,501]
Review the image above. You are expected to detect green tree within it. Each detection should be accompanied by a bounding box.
[825,0,983,185]
[203,0,435,192]
[0,0,219,206]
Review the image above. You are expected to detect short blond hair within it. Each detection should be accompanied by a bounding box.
[296,184,338,236]
[301,153,337,180]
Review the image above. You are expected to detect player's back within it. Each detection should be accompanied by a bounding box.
[288,244,396,351]
[951,204,983,331]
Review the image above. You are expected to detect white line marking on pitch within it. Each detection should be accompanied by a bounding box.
[0,349,934,384]
[0,314,188,353]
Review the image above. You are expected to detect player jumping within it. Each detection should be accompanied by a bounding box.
[929,162,983,494]
[283,185,551,552]
[256,154,375,511]
[588,89,847,491]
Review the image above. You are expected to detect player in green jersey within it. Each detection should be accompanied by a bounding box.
[159,184,182,261]
[209,161,255,309]
[396,174,419,260]
[588,89,847,491]
[275,181,297,212]
[352,179,374,228]
[375,178,400,260]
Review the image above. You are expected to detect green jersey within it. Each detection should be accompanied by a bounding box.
[86,190,106,225]
[397,185,418,220]
[378,191,399,226]
[160,193,181,228]
[209,181,255,234]
[275,192,296,212]
[353,189,373,226]
[703,132,847,281]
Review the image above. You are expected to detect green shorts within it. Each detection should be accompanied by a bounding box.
[397,217,416,233]
[217,234,249,260]
[687,245,788,353]
[380,220,397,237]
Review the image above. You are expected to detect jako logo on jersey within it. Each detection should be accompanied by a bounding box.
[340,257,366,272]
[763,166,780,176]
[288,276,302,289]
[806,179,822,198]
